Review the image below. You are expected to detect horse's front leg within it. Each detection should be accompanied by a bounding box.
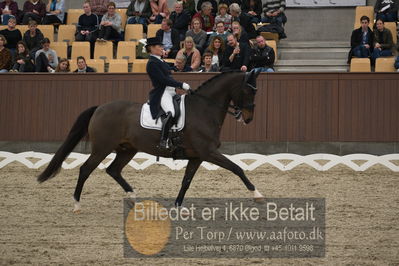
[204,150,264,201]
[175,158,202,207]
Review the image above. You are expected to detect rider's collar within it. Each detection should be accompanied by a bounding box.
[150,54,163,61]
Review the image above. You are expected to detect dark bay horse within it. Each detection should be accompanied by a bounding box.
[38,70,264,212]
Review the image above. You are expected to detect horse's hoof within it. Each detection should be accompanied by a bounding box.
[73,209,81,214]
[253,189,265,202]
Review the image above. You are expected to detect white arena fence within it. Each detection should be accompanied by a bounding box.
[1,152,399,171]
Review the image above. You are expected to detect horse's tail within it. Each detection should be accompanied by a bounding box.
[37,106,98,183]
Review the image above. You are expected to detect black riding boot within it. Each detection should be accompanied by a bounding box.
[158,112,173,151]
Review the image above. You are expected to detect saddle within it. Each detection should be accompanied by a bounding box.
[140,94,186,131]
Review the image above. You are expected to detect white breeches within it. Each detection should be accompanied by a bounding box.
[161,86,176,117]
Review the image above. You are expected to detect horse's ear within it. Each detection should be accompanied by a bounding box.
[245,69,260,87]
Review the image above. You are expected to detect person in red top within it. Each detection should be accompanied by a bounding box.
[0,0,18,25]
[192,1,214,32]
[89,0,109,21]
[22,0,46,24]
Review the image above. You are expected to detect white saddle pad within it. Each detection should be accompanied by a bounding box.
[140,95,186,131]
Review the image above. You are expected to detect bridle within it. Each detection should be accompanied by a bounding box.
[190,81,257,120]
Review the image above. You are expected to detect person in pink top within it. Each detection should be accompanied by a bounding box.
[149,0,169,24]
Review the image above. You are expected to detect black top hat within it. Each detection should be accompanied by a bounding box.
[146,37,163,47]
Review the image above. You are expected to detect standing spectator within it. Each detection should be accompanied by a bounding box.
[374,0,398,23]
[198,51,219,72]
[214,3,231,31]
[242,0,262,23]
[42,0,65,25]
[156,18,180,58]
[0,0,18,25]
[251,35,274,72]
[10,41,35,72]
[149,0,169,24]
[0,34,11,72]
[182,0,195,16]
[192,1,214,32]
[89,0,109,21]
[262,0,287,27]
[22,0,46,24]
[97,2,121,41]
[172,54,192,71]
[169,1,191,41]
[35,37,58,72]
[0,17,21,54]
[221,33,250,72]
[176,36,201,70]
[348,15,374,63]
[74,56,96,72]
[372,19,394,62]
[126,0,151,33]
[231,21,249,45]
[55,58,70,72]
[23,20,44,57]
[230,3,257,39]
[205,35,224,67]
[208,21,228,46]
[185,17,207,52]
[196,0,217,17]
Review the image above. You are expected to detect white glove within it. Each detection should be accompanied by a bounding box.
[182,82,191,91]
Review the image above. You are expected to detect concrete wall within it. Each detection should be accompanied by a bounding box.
[13,0,379,41]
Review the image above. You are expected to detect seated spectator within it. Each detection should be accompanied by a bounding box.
[149,0,169,24]
[176,36,201,70]
[251,35,274,72]
[242,0,262,23]
[126,0,151,33]
[231,21,249,45]
[10,41,35,72]
[169,1,191,41]
[205,35,224,67]
[22,0,46,24]
[230,3,256,39]
[372,19,394,62]
[0,17,21,54]
[182,0,195,16]
[208,21,228,46]
[77,1,99,38]
[0,0,18,25]
[23,20,43,57]
[172,54,192,72]
[35,37,57,72]
[198,51,218,72]
[42,0,65,25]
[186,17,207,52]
[374,0,398,23]
[76,1,99,58]
[196,0,217,17]
[348,16,374,63]
[261,0,287,27]
[0,34,11,72]
[395,53,399,71]
[221,33,249,72]
[214,3,231,31]
[55,58,70,72]
[89,0,109,21]
[74,56,96,72]
[156,18,180,58]
[192,1,214,32]
[97,2,121,41]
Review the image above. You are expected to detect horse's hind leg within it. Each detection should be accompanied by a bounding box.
[175,158,202,207]
[204,151,264,200]
[73,150,111,213]
[106,149,137,198]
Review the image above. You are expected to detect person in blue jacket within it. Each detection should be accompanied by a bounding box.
[146,37,191,150]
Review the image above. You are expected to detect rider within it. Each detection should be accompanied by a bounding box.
[145,37,191,150]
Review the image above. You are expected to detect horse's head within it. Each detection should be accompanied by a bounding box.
[232,69,261,124]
